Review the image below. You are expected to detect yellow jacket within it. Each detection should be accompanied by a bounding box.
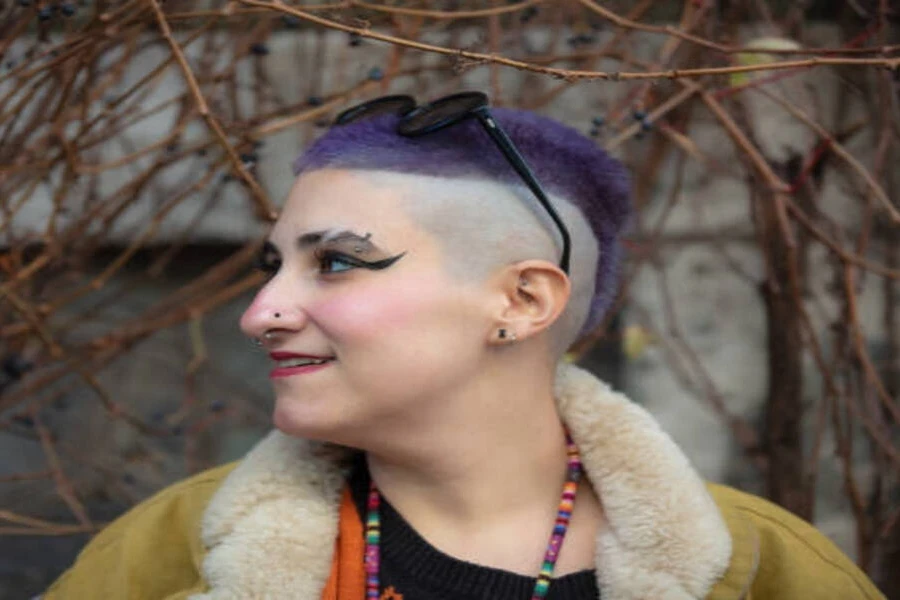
[45,365,884,599]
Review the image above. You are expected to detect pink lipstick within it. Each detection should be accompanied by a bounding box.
[269,352,335,379]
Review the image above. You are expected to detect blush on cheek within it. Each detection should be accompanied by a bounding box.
[313,279,444,338]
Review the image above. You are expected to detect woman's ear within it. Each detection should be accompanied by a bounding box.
[489,260,571,344]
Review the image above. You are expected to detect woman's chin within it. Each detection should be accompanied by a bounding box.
[271,397,343,440]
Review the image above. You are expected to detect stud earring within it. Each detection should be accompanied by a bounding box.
[498,329,518,342]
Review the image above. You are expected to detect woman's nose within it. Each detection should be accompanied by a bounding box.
[239,281,307,340]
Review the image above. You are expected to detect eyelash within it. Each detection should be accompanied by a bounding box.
[253,250,372,278]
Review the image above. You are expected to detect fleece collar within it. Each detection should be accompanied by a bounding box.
[190,364,733,600]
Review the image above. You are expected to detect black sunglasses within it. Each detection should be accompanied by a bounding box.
[333,92,571,275]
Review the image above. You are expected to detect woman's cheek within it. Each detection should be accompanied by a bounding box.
[313,279,441,339]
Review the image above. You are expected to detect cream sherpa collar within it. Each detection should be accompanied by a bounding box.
[191,364,732,600]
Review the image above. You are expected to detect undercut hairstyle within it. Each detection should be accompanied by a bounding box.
[293,107,632,356]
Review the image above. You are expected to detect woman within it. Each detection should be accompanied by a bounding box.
[45,93,883,599]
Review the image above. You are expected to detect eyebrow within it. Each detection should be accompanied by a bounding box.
[295,229,385,254]
[261,229,391,259]
[260,228,406,271]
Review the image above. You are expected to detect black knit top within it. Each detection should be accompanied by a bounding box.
[348,457,600,600]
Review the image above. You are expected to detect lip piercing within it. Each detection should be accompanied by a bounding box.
[274,312,281,318]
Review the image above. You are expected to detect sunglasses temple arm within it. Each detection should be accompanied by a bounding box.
[475,112,572,274]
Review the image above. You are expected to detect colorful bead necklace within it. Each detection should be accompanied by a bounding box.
[364,431,583,600]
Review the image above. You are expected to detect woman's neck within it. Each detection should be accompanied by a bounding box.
[366,403,568,527]
[361,359,601,575]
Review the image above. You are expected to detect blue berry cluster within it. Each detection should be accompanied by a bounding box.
[240,151,258,169]
[589,115,604,137]
[633,109,653,137]
[281,15,300,29]
[3,354,33,381]
[567,33,595,47]
[32,3,78,19]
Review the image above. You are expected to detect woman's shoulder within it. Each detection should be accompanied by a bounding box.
[705,482,885,600]
[43,462,238,600]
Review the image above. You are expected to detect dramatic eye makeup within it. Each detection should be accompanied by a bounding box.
[254,229,406,277]
[301,229,406,273]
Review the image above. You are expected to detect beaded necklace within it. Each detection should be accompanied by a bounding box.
[364,432,583,600]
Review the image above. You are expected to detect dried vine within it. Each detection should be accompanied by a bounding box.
[0,0,897,594]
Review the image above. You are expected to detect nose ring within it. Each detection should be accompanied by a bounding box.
[253,331,276,346]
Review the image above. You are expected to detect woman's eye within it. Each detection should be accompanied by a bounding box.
[311,248,404,275]
[318,251,356,274]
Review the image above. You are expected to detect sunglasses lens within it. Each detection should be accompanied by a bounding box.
[334,95,416,126]
[398,92,488,135]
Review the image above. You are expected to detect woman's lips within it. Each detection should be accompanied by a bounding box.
[267,351,335,379]
[270,360,334,379]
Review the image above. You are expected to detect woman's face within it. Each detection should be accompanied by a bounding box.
[240,169,495,442]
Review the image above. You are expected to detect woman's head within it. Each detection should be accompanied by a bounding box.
[240,104,631,442]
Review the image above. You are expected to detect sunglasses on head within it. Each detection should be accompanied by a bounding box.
[333,91,572,275]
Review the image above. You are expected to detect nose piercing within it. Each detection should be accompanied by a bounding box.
[253,331,275,346]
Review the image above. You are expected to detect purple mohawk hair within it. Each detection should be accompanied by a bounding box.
[293,107,632,337]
